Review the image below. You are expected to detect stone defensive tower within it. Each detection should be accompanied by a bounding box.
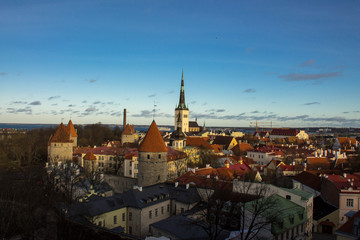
[137,120,168,187]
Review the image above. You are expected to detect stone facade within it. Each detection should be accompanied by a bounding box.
[48,142,73,163]
[138,152,168,187]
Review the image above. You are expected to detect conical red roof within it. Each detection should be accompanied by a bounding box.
[138,121,167,152]
[66,120,78,137]
[49,123,72,143]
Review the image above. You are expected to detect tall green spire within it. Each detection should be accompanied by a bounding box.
[177,69,188,110]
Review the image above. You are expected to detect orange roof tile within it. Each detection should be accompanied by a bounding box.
[138,121,167,152]
[49,123,72,143]
[83,152,96,160]
[66,120,78,137]
[186,137,213,150]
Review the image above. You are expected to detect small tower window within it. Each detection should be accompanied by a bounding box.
[147,154,150,159]
[158,154,161,159]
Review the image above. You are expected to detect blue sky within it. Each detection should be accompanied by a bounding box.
[1,0,360,127]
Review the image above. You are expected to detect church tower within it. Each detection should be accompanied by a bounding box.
[175,70,189,133]
[138,120,168,187]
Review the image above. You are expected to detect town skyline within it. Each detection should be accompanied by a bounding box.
[1,1,360,127]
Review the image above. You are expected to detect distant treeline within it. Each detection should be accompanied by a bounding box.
[0,123,122,168]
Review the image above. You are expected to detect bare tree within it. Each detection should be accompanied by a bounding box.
[188,175,283,240]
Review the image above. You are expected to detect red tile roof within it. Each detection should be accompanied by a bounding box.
[167,146,187,162]
[186,137,213,150]
[270,128,298,136]
[231,143,254,155]
[307,157,330,167]
[49,123,72,143]
[325,174,360,192]
[83,152,96,160]
[138,121,167,152]
[66,120,78,137]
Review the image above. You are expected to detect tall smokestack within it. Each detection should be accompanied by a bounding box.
[123,108,127,129]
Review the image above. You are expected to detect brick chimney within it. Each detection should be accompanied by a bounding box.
[123,108,126,129]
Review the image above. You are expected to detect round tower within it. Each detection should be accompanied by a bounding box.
[138,120,168,187]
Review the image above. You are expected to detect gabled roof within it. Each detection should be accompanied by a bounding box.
[138,121,167,152]
[66,120,78,137]
[231,143,254,154]
[49,123,72,143]
[122,124,135,135]
[270,128,299,137]
[212,136,235,149]
[83,152,96,161]
[189,121,199,128]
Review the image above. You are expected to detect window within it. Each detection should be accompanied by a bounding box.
[114,216,117,224]
[299,213,304,219]
[147,154,150,159]
[301,224,304,232]
[155,208,158,217]
[129,212,132,221]
[158,154,161,159]
[161,206,164,214]
[129,226,132,234]
[149,210,152,219]
[167,204,170,212]
[122,213,125,221]
[347,198,354,207]
[286,195,291,200]
[181,208,184,213]
[129,170,132,175]
[129,161,132,166]
[98,221,102,226]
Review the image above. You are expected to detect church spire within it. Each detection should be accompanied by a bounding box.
[177,69,188,110]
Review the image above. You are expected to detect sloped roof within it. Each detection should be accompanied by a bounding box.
[167,146,187,162]
[336,210,360,237]
[307,157,330,168]
[270,128,299,136]
[338,137,357,145]
[49,123,72,143]
[138,121,167,152]
[189,121,199,128]
[186,137,213,150]
[212,136,235,149]
[293,171,321,191]
[231,143,254,153]
[66,120,78,137]
[122,124,135,135]
[83,152,97,161]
